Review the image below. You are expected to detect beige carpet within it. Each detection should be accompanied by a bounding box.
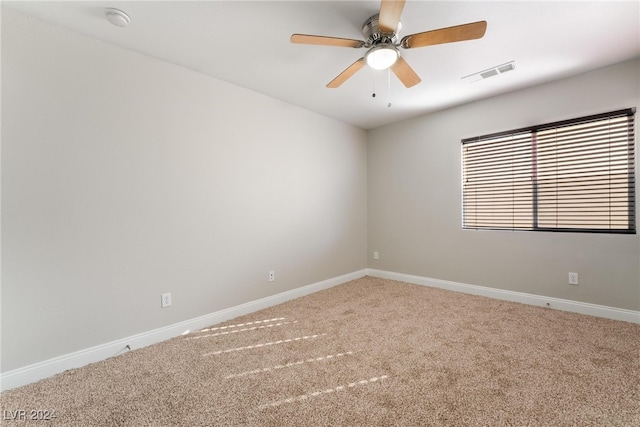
[1,276,639,426]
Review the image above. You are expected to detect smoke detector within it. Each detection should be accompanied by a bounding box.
[105,8,131,28]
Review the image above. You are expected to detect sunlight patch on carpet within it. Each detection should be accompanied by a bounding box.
[202,334,327,356]
[225,351,356,379]
[193,317,287,334]
[258,375,390,409]
[185,321,297,340]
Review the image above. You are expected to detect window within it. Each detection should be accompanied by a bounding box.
[462,108,636,234]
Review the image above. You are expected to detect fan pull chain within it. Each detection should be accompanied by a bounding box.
[387,68,392,108]
[372,69,377,98]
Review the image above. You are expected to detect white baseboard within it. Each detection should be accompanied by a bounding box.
[366,269,640,324]
[0,269,367,392]
[3,268,636,392]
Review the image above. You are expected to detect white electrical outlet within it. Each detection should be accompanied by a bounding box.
[161,292,172,308]
[568,272,579,285]
[268,271,275,282]
[373,251,379,260]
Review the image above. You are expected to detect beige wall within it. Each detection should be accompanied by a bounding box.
[1,10,367,372]
[368,58,639,311]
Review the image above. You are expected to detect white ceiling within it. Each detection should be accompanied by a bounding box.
[4,1,640,130]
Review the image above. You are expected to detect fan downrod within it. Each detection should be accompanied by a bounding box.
[362,14,400,47]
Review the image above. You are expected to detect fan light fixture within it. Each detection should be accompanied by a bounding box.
[365,45,399,70]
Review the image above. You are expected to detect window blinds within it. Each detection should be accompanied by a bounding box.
[462,108,636,233]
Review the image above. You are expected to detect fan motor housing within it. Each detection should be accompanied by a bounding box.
[362,14,400,46]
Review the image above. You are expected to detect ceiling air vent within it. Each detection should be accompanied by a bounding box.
[480,69,499,79]
[497,62,515,73]
[462,61,516,83]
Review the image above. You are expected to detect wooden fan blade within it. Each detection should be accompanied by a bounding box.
[378,0,406,34]
[326,58,366,88]
[291,34,364,48]
[401,21,487,49]
[391,56,421,88]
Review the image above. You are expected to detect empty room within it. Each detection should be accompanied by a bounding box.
[1,1,638,425]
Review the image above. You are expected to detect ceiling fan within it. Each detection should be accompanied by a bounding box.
[291,0,487,88]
